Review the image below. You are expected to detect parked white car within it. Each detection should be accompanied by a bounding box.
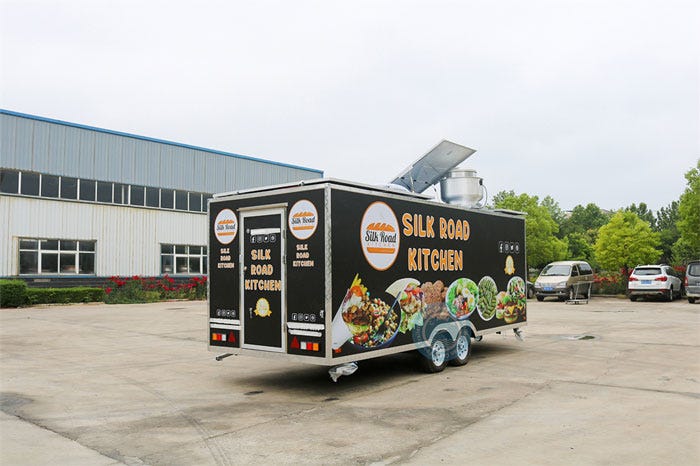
[628,265,682,301]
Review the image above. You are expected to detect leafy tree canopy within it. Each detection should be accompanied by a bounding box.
[655,201,679,263]
[675,160,700,261]
[493,191,568,268]
[625,202,656,229]
[594,211,661,276]
[561,203,611,237]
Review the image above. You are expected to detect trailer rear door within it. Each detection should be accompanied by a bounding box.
[240,208,285,352]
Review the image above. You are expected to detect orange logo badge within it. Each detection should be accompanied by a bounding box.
[214,209,238,245]
[289,200,318,240]
[360,202,399,271]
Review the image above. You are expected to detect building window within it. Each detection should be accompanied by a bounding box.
[189,192,202,212]
[130,185,145,206]
[4,169,211,214]
[20,172,40,196]
[41,174,60,198]
[146,187,160,208]
[161,189,174,209]
[96,181,113,203]
[160,244,207,275]
[79,179,96,201]
[175,190,188,211]
[114,183,127,204]
[0,169,20,193]
[61,177,78,199]
[19,238,96,275]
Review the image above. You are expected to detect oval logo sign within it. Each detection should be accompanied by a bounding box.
[360,201,399,271]
[289,199,318,240]
[214,209,238,245]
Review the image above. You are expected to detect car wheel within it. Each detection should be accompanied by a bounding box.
[536,295,544,302]
[690,298,696,304]
[527,287,534,299]
[629,295,637,302]
[418,334,449,373]
[448,330,471,367]
[666,287,673,301]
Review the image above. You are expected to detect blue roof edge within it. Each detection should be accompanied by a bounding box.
[0,109,324,175]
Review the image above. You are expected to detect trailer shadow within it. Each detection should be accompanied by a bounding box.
[225,342,520,399]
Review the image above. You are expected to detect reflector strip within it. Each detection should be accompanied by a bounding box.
[288,329,322,337]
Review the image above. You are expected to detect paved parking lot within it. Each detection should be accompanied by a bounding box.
[1,298,698,465]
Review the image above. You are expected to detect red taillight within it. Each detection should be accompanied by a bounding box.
[629,276,638,282]
[656,276,668,282]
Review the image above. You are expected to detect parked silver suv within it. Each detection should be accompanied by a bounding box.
[628,265,682,301]
[534,260,594,301]
[685,260,700,304]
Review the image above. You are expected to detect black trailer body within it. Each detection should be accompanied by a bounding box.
[208,179,526,368]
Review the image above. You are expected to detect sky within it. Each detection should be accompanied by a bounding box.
[1,0,698,212]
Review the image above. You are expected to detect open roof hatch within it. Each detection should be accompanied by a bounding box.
[388,140,476,193]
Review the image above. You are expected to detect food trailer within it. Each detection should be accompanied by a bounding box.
[208,142,526,379]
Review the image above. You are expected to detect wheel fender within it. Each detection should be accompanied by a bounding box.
[427,320,474,344]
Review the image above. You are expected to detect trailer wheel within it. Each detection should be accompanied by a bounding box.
[448,330,471,366]
[418,334,449,373]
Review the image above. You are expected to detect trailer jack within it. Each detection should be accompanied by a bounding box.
[215,353,234,361]
[328,362,358,382]
[513,328,524,341]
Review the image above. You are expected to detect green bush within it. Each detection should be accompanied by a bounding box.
[0,280,28,307]
[104,275,207,304]
[25,287,106,305]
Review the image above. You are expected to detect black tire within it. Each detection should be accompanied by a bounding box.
[527,286,534,299]
[666,287,673,302]
[418,334,449,373]
[536,295,544,302]
[448,330,472,367]
[630,295,638,302]
[690,298,696,304]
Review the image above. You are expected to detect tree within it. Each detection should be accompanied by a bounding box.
[674,160,700,263]
[559,203,610,265]
[541,196,565,233]
[626,203,656,229]
[567,231,595,263]
[655,201,679,264]
[562,203,611,237]
[594,211,661,277]
[493,191,568,268]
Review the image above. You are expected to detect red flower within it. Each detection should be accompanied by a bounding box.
[105,287,112,294]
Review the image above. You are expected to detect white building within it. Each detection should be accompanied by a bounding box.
[0,109,322,287]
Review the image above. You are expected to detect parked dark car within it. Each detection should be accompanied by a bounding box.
[685,260,700,304]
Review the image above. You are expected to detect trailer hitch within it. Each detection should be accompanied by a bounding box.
[215,353,234,361]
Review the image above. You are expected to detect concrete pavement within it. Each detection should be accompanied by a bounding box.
[1,298,698,465]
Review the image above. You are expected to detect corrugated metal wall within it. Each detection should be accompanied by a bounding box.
[1,196,207,276]
[0,112,322,193]
[0,110,323,279]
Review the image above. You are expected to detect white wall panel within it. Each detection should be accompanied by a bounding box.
[0,196,206,277]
